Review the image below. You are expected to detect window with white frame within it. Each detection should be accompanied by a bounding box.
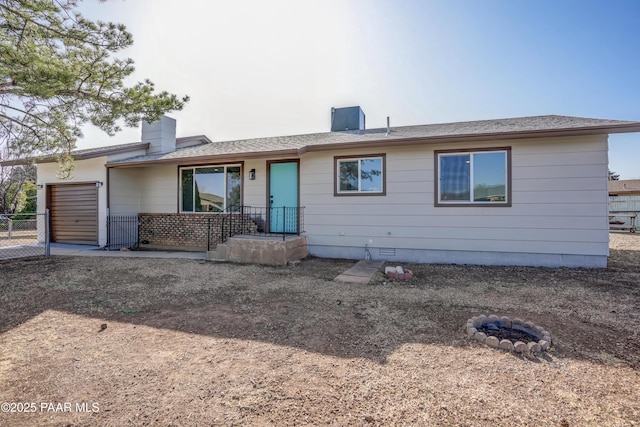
[180,165,242,212]
[436,148,510,206]
[335,154,385,195]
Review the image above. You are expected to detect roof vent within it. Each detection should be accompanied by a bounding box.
[331,106,365,132]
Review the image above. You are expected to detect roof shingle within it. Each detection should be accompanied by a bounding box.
[106,114,640,167]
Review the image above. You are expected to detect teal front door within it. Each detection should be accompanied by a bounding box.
[269,161,298,233]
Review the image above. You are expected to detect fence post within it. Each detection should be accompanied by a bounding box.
[7,218,12,240]
[240,205,247,234]
[45,209,50,256]
[136,214,141,249]
[207,216,211,251]
[220,215,224,246]
[106,215,111,250]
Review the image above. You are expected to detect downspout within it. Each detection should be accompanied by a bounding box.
[106,166,111,212]
[104,166,110,250]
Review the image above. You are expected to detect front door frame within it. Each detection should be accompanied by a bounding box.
[266,159,300,234]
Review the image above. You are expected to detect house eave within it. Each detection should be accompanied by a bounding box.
[0,143,151,166]
[301,124,640,153]
[100,121,640,168]
[106,148,301,168]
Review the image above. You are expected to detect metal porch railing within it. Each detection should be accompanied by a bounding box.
[106,214,139,250]
[208,205,305,251]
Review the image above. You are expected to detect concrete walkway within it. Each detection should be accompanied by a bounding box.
[335,260,384,284]
[49,244,206,260]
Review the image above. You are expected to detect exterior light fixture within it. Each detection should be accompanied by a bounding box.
[249,169,256,180]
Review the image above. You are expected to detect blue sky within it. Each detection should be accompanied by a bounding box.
[77,0,640,178]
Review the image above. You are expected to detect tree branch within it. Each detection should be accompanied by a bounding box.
[0,2,127,49]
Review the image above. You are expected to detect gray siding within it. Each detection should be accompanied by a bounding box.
[301,135,609,267]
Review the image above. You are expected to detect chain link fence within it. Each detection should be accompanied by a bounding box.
[0,211,50,260]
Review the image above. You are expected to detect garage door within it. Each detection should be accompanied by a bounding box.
[48,183,98,245]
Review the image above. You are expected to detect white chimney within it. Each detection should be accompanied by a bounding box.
[142,115,177,154]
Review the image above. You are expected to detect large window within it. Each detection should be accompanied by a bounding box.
[180,165,242,212]
[335,154,386,196]
[435,148,510,206]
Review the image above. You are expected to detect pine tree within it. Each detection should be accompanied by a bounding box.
[0,0,188,169]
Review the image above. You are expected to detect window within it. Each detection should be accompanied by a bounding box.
[180,165,242,212]
[335,154,386,196]
[435,148,510,206]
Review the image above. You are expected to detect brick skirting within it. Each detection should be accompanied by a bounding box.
[139,213,258,249]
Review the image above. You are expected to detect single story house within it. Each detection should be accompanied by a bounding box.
[27,108,640,267]
[609,179,640,197]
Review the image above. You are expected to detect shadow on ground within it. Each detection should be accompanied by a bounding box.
[0,249,639,367]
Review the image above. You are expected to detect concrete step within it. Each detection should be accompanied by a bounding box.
[206,243,228,261]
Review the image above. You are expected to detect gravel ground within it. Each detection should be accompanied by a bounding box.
[0,232,638,426]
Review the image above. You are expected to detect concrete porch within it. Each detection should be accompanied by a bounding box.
[207,235,308,265]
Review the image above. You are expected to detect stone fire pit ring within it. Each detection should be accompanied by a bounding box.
[466,314,551,354]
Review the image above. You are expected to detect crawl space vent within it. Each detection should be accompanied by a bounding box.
[379,248,396,257]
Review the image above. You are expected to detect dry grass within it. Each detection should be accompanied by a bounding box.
[0,233,638,426]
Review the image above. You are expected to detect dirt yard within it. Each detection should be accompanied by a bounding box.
[1,233,639,426]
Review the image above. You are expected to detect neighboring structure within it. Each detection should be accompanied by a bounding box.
[609,179,640,232]
[15,109,640,267]
[609,179,640,197]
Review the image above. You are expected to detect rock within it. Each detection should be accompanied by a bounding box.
[466,321,474,331]
[514,341,528,353]
[486,314,500,324]
[395,266,404,274]
[485,336,500,348]
[499,339,515,351]
[527,341,542,353]
[472,316,485,328]
[539,340,550,351]
[384,266,396,274]
[525,321,537,330]
[473,332,487,343]
[498,316,512,329]
[467,327,477,338]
